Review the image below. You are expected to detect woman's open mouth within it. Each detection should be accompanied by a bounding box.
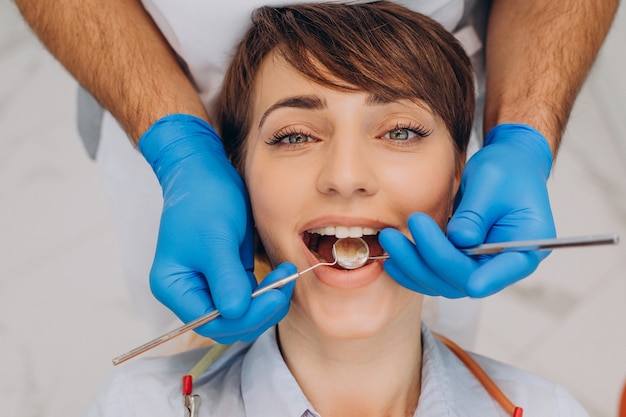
[303,226,385,270]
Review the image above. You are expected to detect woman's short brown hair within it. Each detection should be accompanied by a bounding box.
[217,1,475,168]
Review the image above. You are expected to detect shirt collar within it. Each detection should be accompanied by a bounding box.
[416,324,498,416]
[242,327,319,417]
[240,324,494,417]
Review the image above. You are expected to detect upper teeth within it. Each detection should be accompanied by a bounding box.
[307,226,378,238]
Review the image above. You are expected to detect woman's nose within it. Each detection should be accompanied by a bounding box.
[316,134,378,198]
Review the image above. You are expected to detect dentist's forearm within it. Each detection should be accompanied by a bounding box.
[15,0,209,142]
[483,0,618,156]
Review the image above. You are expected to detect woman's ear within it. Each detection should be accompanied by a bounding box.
[253,232,273,284]
[452,151,466,196]
[448,150,466,219]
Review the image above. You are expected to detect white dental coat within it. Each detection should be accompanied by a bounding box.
[82,325,589,416]
[138,0,475,119]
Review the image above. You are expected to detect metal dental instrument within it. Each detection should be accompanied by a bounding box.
[184,392,201,417]
[458,233,619,255]
[113,233,618,365]
[113,247,341,365]
[341,233,620,267]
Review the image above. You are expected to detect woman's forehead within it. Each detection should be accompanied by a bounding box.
[253,51,438,116]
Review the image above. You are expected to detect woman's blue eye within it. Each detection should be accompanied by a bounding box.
[385,128,417,141]
[382,124,432,141]
[265,129,316,146]
[284,133,311,144]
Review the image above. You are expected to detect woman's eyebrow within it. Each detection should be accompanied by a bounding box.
[258,95,326,128]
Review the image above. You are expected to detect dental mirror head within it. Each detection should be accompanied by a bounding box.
[332,237,371,269]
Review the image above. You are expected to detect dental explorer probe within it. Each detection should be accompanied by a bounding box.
[112,233,619,365]
[112,248,340,365]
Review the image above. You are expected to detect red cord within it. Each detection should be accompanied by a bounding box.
[182,374,193,395]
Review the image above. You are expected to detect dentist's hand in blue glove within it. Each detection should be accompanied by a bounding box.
[379,124,557,298]
[139,114,294,343]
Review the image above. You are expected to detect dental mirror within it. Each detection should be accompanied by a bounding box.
[332,237,386,269]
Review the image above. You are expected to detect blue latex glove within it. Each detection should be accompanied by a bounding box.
[379,124,556,297]
[139,114,294,343]
[210,262,296,344]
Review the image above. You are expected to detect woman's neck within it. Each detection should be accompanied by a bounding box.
[277,307,423,417]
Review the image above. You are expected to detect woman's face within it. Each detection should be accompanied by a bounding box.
[243,53,462,339]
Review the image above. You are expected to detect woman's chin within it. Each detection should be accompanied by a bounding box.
[295,294,415,342]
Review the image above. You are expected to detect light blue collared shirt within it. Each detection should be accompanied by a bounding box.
[83,325,589,417]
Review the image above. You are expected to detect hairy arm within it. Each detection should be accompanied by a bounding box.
[14,0,209,142]
[484,0,619,155]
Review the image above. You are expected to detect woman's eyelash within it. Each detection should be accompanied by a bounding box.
[389,122,433,138]
[265,128,311,145]
[265,135,282,146]
[265,122,432,145]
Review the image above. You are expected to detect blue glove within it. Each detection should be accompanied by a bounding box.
[209,262,296,344]
[379,124,556,297]
[139,114,293,343]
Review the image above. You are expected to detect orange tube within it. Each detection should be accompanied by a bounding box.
[434,333,523,417]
